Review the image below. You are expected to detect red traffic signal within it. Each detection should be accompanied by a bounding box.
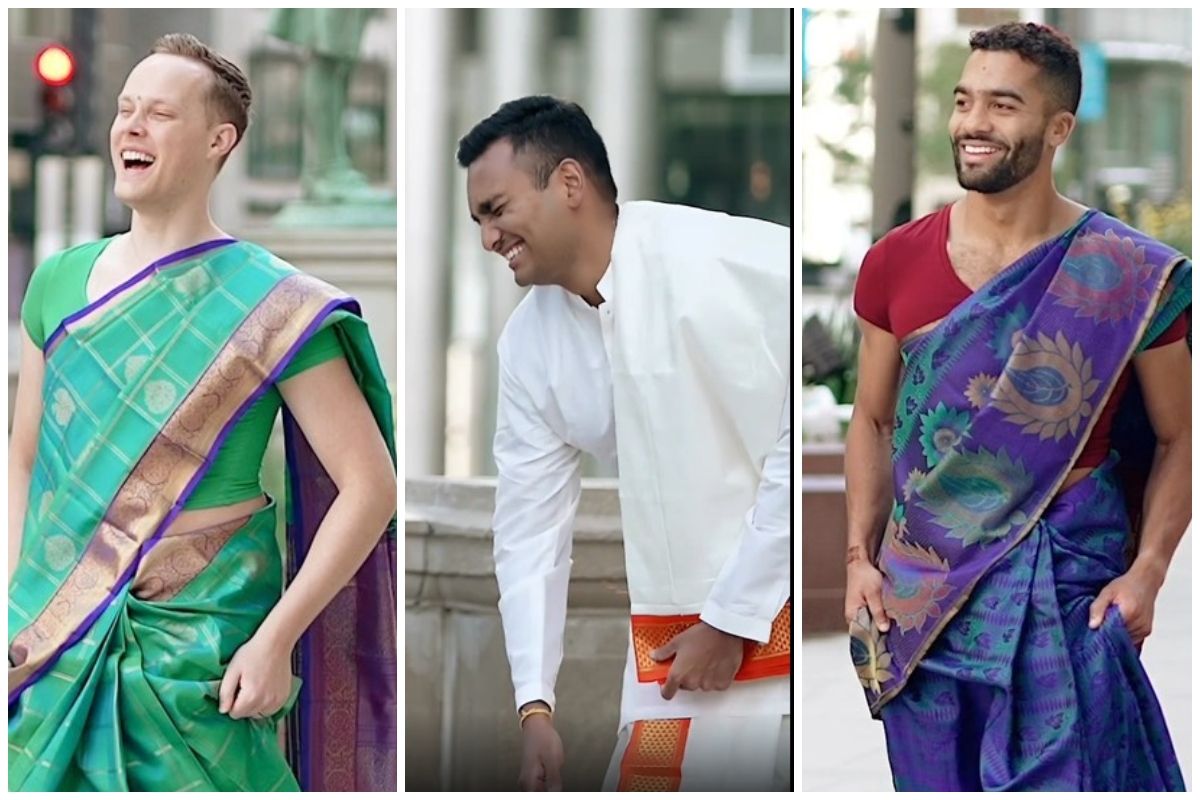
[35,44,75,87]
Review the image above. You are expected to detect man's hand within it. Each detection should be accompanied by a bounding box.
[218,631,295,720]
[845,549,889,633]
[1089,560,1166,646]
[650,621,744,700]
[518,708,564,791]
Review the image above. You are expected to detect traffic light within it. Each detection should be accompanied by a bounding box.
[35,44,77,154]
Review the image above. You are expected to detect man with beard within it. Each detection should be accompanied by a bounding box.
[844,22,1189,790]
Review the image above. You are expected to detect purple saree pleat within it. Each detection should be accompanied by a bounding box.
[880,456,1184,790]
[283,408,397,792]
[850,210,1190,790]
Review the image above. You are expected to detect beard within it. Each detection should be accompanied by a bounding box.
[951,128,1046,194]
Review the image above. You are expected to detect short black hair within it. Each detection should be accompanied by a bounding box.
[457,95,618,204]
[969,22,1082,115]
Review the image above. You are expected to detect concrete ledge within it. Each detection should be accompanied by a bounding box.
[406,476,628,790]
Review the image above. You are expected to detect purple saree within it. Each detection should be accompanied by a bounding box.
[849,210,1190,790]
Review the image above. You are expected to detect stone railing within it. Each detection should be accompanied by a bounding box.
[405,477,629,791]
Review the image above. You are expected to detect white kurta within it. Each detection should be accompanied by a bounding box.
[492,201,790,733]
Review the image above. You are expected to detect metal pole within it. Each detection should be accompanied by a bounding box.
[70,8,98,155]
[35,156,69,265]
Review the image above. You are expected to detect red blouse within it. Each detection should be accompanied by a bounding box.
[853,204,1187,469]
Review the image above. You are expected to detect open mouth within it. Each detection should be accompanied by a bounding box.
[121,149,157,173]
[503,241,525,268]
[959,142,1004,162]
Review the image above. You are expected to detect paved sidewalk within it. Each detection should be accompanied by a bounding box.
[802,534,1193,791]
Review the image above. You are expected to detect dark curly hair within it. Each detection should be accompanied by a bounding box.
[457,95,618,204]
[969,22,1082,116]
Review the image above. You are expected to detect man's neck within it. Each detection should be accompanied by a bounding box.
[565,211,618,307]
[127,199,225,262]
[959,178,1081,248]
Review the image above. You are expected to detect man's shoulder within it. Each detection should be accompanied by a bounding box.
[1082,211,1188,266]
[41,237,113,271]
[498,286,570,356]
[869,206,949,257]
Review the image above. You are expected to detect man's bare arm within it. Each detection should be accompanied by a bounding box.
[1130,338,1191,579]
[842,318,902,631]
[1088,337,1190,643]
[844,319,901,563]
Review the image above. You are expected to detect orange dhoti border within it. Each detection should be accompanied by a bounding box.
[630,601,792,684]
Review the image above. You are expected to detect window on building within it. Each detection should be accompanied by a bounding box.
[657,93,791,226]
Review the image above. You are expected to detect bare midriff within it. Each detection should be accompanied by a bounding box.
[165,494,269,536]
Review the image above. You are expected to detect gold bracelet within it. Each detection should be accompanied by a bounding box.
[519,706,552,729]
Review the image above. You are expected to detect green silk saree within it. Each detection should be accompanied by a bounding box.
[9,239,397,791]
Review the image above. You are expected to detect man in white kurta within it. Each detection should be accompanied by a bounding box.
[459,96,790,791]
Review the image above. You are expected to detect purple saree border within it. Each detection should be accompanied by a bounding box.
[282,408,314,786]
[283,354,398,791]
[43,237,238,354]
[10,291,358,706]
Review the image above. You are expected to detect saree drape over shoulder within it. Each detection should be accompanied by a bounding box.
[9,240,397,791]
[850,211,1189,791]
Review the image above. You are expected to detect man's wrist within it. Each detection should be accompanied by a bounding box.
[518,700,554,730]
[1129,552,1170,587]
[519,699,551,714]
[699,620,745,643]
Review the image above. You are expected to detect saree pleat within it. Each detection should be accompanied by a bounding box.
[11,504,300,791]
[880,457,1183,790]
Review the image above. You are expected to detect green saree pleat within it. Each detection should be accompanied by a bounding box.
[11,502,299,791]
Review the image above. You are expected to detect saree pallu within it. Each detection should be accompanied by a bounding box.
[9,240,397,791]
[849,210,1189,790]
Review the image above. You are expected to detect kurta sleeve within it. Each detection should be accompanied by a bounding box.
[492,334,582,712]
[699,378,792,643]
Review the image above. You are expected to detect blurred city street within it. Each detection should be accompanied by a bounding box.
[803,533,1193,791]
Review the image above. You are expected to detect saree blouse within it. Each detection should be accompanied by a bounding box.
[20,238,343,510]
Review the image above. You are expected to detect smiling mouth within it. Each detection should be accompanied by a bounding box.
[503,242,525,267]
[960,142,1004,159]
[120,150,157,173]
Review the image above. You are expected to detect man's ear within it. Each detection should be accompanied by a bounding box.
[557,159,586,209]
[1047,109,1076,149]
[211,122,238,162]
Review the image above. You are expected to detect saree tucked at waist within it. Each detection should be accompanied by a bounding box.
[9,240,397,791]
[849,210,1190,790]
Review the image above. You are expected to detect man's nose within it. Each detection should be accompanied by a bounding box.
[962,103,992,135]
[481,221,502,253]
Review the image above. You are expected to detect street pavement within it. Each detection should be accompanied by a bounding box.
[801,532,1193,791]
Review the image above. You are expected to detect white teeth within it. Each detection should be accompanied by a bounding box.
[963,145,999,155]
[121,150,156,164]
[504,244,524,263]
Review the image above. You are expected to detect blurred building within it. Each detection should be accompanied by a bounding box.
[8,8,396,363]
[407,8,792,477]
